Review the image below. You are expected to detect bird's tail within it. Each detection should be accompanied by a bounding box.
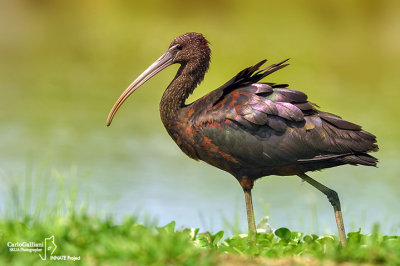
[339,153,378,167]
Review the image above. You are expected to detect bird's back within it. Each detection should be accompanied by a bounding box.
[169,60,378,179]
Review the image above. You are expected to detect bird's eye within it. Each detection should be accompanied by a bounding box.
[176,44,183,50]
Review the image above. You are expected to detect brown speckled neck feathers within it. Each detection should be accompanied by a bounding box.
[160,56,209,126]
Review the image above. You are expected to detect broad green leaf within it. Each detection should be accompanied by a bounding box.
[275,227,291,242]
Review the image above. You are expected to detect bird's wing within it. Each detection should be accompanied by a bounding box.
[188,59,290,117]
[189,59,313,132]
[215,59,290,94]
[205,83,311,132]
[184,60,377,173]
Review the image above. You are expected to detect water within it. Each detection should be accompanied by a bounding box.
[0,120,398,236]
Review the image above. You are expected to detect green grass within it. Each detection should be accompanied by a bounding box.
[1,213,399,265]
[1,169,399,265]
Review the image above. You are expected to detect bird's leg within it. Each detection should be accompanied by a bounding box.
[239,177,257,245]
[298,173,347,246]
[243,188,257,242]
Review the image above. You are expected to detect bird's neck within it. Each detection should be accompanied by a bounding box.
[160,60,209,126]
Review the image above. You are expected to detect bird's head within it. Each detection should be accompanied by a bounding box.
[106,32,210,126]
[169,32,211,65]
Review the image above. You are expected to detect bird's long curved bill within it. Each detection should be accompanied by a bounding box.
[106,50,175,126]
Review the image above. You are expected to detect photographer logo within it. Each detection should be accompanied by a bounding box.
[7,236,80,261]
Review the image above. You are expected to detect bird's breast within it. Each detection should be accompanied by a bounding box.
[166,117,242,175]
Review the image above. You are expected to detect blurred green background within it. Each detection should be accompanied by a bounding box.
[0,0,399,234]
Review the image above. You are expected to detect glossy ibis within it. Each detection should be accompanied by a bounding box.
[106,32,378,246]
